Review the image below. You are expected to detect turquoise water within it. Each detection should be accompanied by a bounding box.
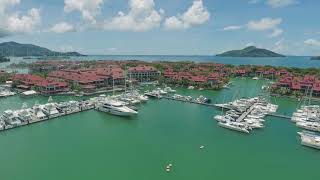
[0,78,319,179]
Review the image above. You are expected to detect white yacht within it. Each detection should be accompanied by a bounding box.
[57,101,81,115]
[137,94,149,102]
[243,118,264,129]
[40,103,61,118]
[30,104,48,122]
[164,87,176,93]
[145,90,162,98]
[195,95,211,104]
[156,88,167,95]
[16,104,34,124]
[218,121,250,134]
[96,99,138,116]
[0,120,5,130]
[214,115,235,123]
[296,121,320,133]
[0,90,16,97]
[298,131,320,150]
[188,86,195,90]
[0,110,21,127]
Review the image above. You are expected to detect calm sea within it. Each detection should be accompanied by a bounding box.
[2,55,320,70]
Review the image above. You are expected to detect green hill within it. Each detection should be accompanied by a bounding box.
[216,46,285,57]
[0,56,10,63]
[0,41,85,57]
[311,56,320,60]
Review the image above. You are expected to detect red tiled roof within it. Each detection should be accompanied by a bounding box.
[128,65,157,72]
[291,82,301,90]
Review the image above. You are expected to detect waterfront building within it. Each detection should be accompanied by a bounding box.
[127,65,161,82]
[272,74,320,96]
[48,66,125,92]
[12,74,69,94]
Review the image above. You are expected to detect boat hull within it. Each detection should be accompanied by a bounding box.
[96,107,137,117]
[218,122,250,134]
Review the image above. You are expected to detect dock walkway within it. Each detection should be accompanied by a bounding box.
[235,105,256,122]
[160,96,291,120]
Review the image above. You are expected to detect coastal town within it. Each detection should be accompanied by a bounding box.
[3,60,320,98]
[0,59,320,150]
[1,0,320,179]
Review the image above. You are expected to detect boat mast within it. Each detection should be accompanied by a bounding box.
[112,77,115,96]
[124,66,127,93]
[308,85,313,106]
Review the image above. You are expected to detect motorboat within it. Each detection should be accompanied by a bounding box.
[0,90,16,97]
[40,103,61,118]
[195,95,211,104]
[214,115,235,123]
[296,121,320,133]
[0,110,21,127]
[164,87,176,93]
[96,99,138,116]
[298,131,320,150]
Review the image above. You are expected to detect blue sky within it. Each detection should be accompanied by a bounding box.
[0,0,319,55]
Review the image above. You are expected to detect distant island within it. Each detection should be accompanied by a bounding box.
[0,41,85,57]
[216,46,285,57]
[0,56,10,63]
[311,56,320,60]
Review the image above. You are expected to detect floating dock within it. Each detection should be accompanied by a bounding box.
[0,100,95,132]
[161,96,291,120]
[235,105,256,122]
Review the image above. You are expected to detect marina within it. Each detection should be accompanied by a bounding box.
[0,77,319,180]
[213,97,278,133]
[0,97,95,131]
[1,0,320,178]
[291,104,320,149]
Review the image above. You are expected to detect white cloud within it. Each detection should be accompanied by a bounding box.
[304,39,320,46]
[247,17,281,31]
[268,28,283,38]
[0,7,41,37]
[6,8,41,33]
[163,16,185,30]
[267,0,297,8]
[164,0,210,30]
[0,0,20,13]
[245,42,255,47]
[103,0,163,32]
[0,0,41,37]
[272,38,287,53]
[64,0,103,24]
[248,0,260,4]
[223,25,243,31]
[50,22,75,33]
[247,17,283,38]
